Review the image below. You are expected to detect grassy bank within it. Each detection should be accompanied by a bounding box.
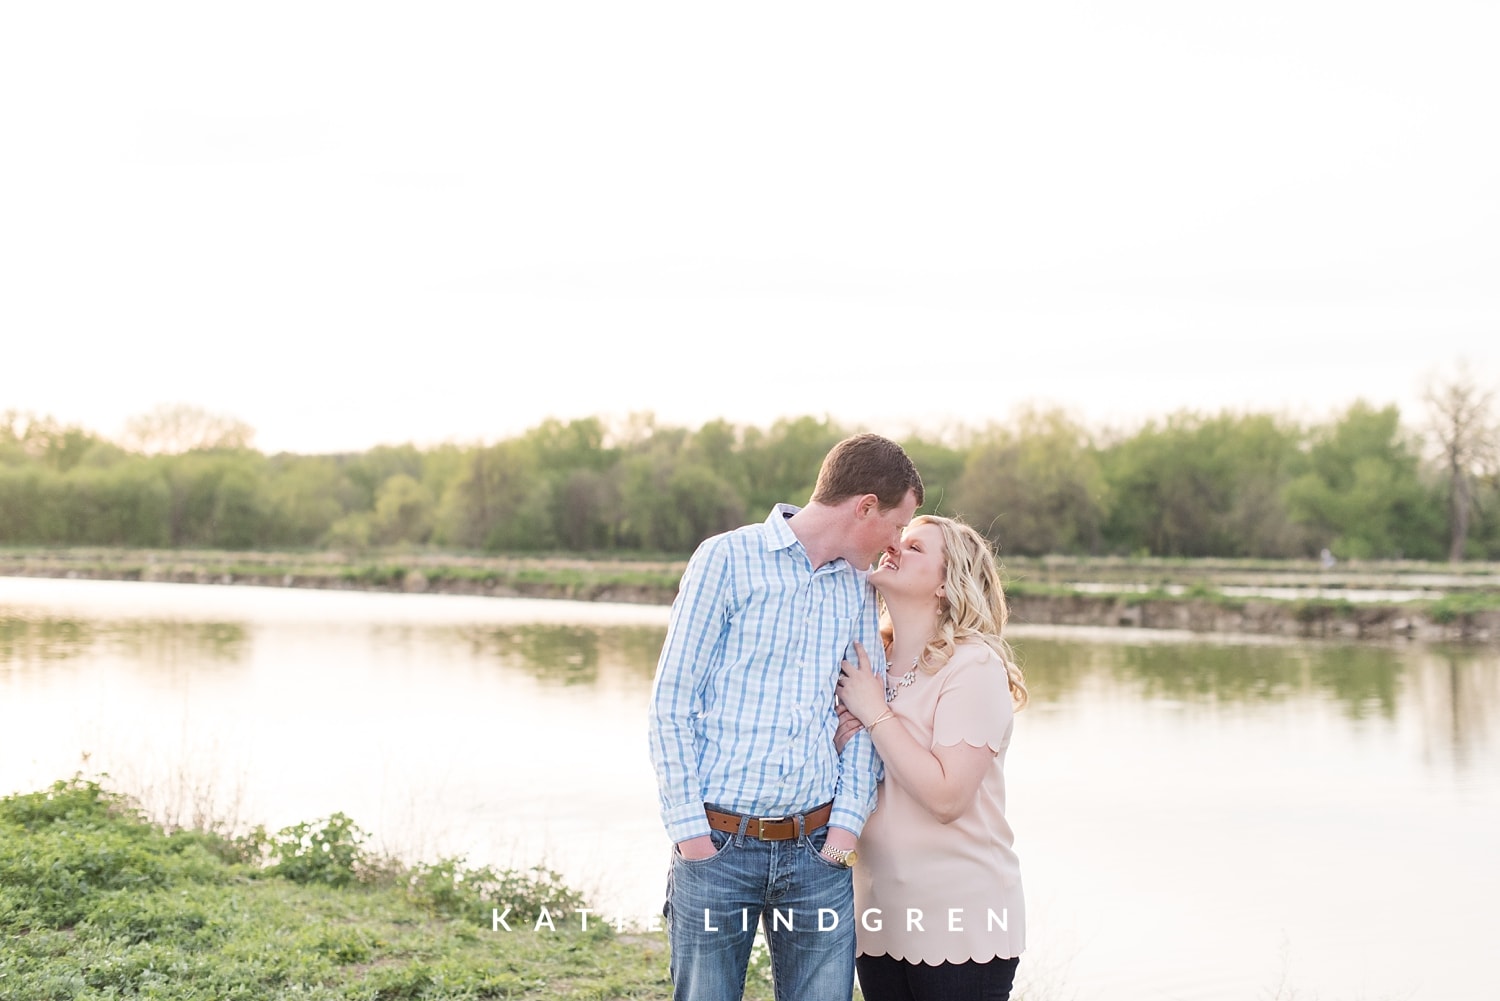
[0,777,760,1001]
[1003,579,1500,641]
[0,548,685,605]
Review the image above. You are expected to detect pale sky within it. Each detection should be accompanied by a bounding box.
[3,2,1497,454]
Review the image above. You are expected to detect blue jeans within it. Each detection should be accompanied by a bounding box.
[664,818,856,1001]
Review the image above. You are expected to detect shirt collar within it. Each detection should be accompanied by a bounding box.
[763,503,802,552]
[762,503,856,576]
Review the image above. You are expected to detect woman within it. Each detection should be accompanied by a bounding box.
[835,514,1028,1001]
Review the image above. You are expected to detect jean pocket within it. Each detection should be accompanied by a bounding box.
[674,828,733,867]
[804,829,851,871]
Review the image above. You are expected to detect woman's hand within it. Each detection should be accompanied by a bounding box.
[836,641,887,725]
[833,703,863,753]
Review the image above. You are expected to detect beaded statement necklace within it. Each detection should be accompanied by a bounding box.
[884,655,920,703]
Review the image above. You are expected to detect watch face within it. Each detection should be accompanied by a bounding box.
[843,850,857,867]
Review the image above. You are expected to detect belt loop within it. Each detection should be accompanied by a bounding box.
[735,813,750,847]
[796,811,806,841]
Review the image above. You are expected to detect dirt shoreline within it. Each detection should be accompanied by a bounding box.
[1007,589,1500,643]
[5,561,1499,644]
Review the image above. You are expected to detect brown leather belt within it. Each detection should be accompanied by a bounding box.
[704,802,833,841]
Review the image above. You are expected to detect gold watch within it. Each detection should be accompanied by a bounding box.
[821,847,858,868]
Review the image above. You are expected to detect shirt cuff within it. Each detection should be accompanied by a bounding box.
[828,803,868,838]
[663,801,711,843]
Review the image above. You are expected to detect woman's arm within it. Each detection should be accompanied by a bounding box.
[837,642,997,825]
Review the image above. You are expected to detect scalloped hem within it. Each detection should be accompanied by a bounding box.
[858,946,1024,966]
[931,734,1005,755]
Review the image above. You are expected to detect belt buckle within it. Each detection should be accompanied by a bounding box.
[754,814,791,839]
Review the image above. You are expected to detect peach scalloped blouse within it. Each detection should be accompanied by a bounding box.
[853,641,1024,965]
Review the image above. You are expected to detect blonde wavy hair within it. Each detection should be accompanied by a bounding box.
[879,514,1028,710]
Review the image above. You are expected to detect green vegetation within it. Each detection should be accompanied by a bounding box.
[0,548,687,603]
[0,776,730,1000]
[1424,591,1500,625]
[1290,597,1358,625]
[3,399,1499,562]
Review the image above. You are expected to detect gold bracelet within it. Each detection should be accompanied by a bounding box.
[867,710,895,731]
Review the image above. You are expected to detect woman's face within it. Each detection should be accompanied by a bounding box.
[870,520,946,602]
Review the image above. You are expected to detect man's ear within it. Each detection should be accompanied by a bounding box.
[855,494,879,518]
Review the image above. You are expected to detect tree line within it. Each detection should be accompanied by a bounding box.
[2,392,1497,561]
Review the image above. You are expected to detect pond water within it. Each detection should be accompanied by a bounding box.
[2,577,1496,1001]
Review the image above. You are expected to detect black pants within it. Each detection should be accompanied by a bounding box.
[856,952,1020,1001]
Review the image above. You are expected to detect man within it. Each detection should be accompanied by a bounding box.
[648,433,924,1001]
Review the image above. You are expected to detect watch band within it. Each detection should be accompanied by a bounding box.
[821,846,858,868]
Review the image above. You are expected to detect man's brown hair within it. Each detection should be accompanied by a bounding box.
[809,433,924,510]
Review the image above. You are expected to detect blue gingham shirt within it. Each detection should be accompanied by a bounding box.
[648,504,887,844]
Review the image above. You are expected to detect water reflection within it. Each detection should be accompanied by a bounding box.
[0,614,249,669]
[460,623,666,686]
[6,602,1495,769]
[1021,634,1400,713]
[1106,640,1404,718]
[109,620,248,671]
[0,615,96,662]
[1011,632,1499,766]
[1410,645,1500,772]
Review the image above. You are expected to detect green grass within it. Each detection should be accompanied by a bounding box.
[0,776,748,1001]
[1424,591,1500,624]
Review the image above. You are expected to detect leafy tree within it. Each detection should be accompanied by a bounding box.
[372,474,436,545]
[262,455,348,547]
[419,442,474,510]
[556,468,619,550]
[57,464,172,546]
[520,417,612,472]
[951,408,1109,556]
[684,419,750,497]
[1,411,104,472]
[1100,411,1305,557]
[342,444,425,512]
[2,403,1487,560]
[0,466,65,542]
[740,416,847,514]
[435,439,553,551]
[325,511,374,552]
[1462,472,1500,559]
[614,450,677,552]
[1282,402,1440,559]
[663,463,746,552]
[160,452,268,548]
[209,463,270,549]
[899,433,967,517]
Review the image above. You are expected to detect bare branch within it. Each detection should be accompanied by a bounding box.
[121,403,256,454]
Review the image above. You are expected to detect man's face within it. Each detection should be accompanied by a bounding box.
[851,489,919,569]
